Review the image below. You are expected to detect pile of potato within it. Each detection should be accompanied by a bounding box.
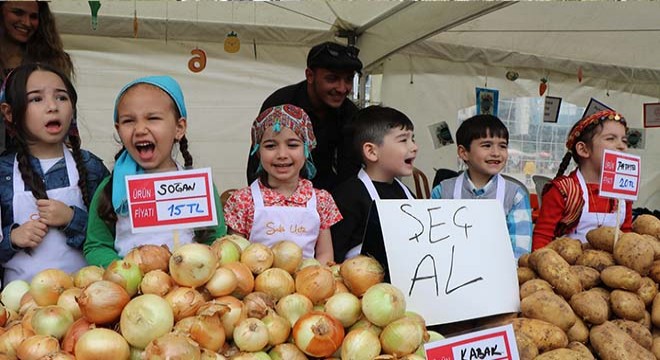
[514,214,660,360]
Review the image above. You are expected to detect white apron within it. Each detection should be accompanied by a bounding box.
[345,169,415,259]
[570,170,626,243]
[115,213,194,257]
[453,172,505,206]
[4,146,87,283]
[249,180,319,259]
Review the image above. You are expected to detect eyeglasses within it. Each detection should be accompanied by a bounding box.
[308,43,360,63]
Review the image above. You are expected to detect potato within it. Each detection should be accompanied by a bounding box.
[575,249,615,271]
[567,341,595,359]
[590,321,655,360]
[566,317,589,343]
[589,287,611,303]
[611,290,646,321]
[520,290,576,331]
[546,237,583,264]
[642,234,660,260]
[517,266,537,285]
[570,265,601,290]
[637,277,658,306]
[570,290,609,325]
[515,332,538,360]
[633,214,660,239]
[614,232,654,276]
[518,253,531,268]
[586,226,619,252]
[612,319,653,350]
[638,310,652,330]
[529,248,582,299]
[648,260,660,283]
[509,318,568,352]
[520,279,553,299]
[600,265,642,291]
[653,337,660,360]
[651,293,660,327]
[534,348,593,360]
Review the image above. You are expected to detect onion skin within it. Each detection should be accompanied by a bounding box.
[210,239,241,266]
[324,292,361,327]
[340,255,384,297]
[341,328,381,360]
[379,317,425,355]
[139,270,174,297]
[77,280,130,325]
[57,288,83,320]
[1,280,30,312]
[0,324,35,358]
[124,244,171,273]
[165,287,205,322]
[30,269,73,306]
[222,262,254,299]
[268,343,308,360]
[361,283,406,327]
[190,314,226,352]
[275,293,313,327]
[73,266,104,289]
[204,268,238,298]
[144,333,201,359]
[31,305,74,340]
[61,318,95,354]
[240,243,274,275]
[16,334,60,360]
[169,243,218,288]
[75,328,130,360]
[292,311,345,357]
[213,296,247,340]
[233,318,269,352]
[254,268,295,301]
[103,260,143,297]
[271,240,303,274]
[120,294,174,349]
[294,266,336,305]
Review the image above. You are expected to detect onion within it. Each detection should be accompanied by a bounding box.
[31,305,74,340]
[16,334,60,360]
[340,255,385,297]
[21,307,38,332]
[380,317,425,355]
[415,330,444,357]
[1,280,30,312]
[233,318,269,352]
[57,288,82,320]
[213,296,247,339]
[294,265,336,305]
[240,243,273,274]
[103,260,143,297]
[165,287,205,322]
[124,244,171,273]
[341,328,381,360]
[324,292,361,327]
[210,238,241,266]
[334,280,349,294]
[144,333,200,359]
[231,352,270,360]
[297,258,321,270]
[221,234,251,252]
[349,318,382,336]
[40,351,76,360]
[200,347,228,360]
[139,270,174,297]
[73,266,104,288]
[0,324,34,358]
[275,293,313,327]
[261,310,290,346]
[0,306,8,328]
[222,262,254,299]
[19,293,38,318]
[361,283,406,327]
[75,328,130,360]
[173,316,196,335]
[254,268,294,301]
[120,294,174,349]
[170,243,218,287]
[77,280,130,324]
[243,292,276,319]
[268,343,308,360]
[61,318,95,354]
[292,311,344,357]
[30,269,73,306]
[204,268,238,297]
[190,314,226,352]
[330,263,342,279]
[271,240,303,274]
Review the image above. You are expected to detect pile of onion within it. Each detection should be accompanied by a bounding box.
[30,269,73,306]
[169,243,218,288]
[240,243,274,275]
[271,240,303,274]
[103,260,143,297]
[120,294,174,349]
[76,280,130,325]
[339,255,385,297]
[124,244,171,273]
[292,311,344,357]
[74,328,130,360]
[294,266,335,305]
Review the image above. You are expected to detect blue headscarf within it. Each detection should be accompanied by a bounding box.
[112,76,187,215]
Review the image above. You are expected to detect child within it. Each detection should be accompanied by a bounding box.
[0,63,109,282]
[331,105,417,263]
[430,114,532,260]
[224,104,342,265]
[533,110,631,249]
[84,76,226,267]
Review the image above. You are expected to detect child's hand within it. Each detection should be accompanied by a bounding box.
[11,220,48,249]
[37,199,74,228]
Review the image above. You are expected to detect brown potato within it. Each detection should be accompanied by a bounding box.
[586,226,619,252]
[566,317,589,343]
[590,321,655,360]
[570,290,609,325]
[638,310,652,330]
[589,287,611,303]
[509,318,568,353]
[637,277,658,306]
[653,337,660,360]
[517,266,537,285]
[515,332,538,360]
[633,214,660,239]
[521,290,577,331]
[648,260,660,283]
[651,293,660,327]
[612,319,653,350]
[534,348,594,360]
[600,265,642,291]
[570,265,601,290]
[642,234,660,260]
[611,290,646,321]
[518,253,531,268]
[567,341,595,359]
[519,279,553,299]
[575,249,615,271]
[546,237,583,264]
[530,248,582,299]
[614,232,654,276]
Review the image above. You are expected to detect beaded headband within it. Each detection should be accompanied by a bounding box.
[566,109,626,150]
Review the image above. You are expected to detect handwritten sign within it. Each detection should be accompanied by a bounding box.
[582,98,612,119]
[126,168,217,233]
[599,149,641,201]
[425,324,519,360]
[376,199,519,325]
[543,96,562,123]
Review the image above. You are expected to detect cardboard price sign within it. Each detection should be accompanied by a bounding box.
[425,324,519,360]
[126,168,217,233]
[599,149,641,201]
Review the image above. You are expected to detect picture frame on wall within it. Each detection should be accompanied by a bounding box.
[543,96,562,123]
[476,87,499,117]
[643,102,660,128]
[582,98,612,119]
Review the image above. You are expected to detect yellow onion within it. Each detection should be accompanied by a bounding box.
[361,283,406,327]
[324,292,361,327]
[334,280,349,294]
[292,311,344,357]
[120,294,174,349]
[190,314,226,352]
[233,318,269,352]
[170,243,218,287]
[210,239,241,266]
[222,262,254,299]
[144,333,200,360]
[294,265,336,305]
[240,243,273,275]
[204,268,238,297]
[341,328,381,360]
[0,306,8,328]
[124,244,171,273]
[275,293,313,327]
[16,334,59,360]
[254,268,294,301]
[243,292,275,320]
[103,260,143,297]
[330,264,341,280]
[340,255,385,297]
[31,305,74,340]
[57,288,82,320]
[261,310,290,346]
[77,280,130,324]
[380,317,425,355]
[271,240,303,274]
[21,307,38,332]
[415,330,444,357]
[0,324,34,358]
[221,234,251,252]
[349,318,382,336]
[73,266,104,288]
[213,296,247,340]
[200,347,228,360]
[30,269,73,306]
[173,316,196,335]
[165,287,205,322]
[1,280,30,312]
[297,258,321,270]
[40,351,76,360]
[231,352,270,360]
[139,270,174,297]
[268,343,307,360]
[75,328,130,360]
[61,318,95,354]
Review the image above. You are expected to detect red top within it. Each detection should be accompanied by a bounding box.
[532,170,632,250]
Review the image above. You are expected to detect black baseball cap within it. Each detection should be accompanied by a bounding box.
[306,42,363,73]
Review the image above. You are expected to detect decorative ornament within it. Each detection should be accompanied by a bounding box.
[539,77,548,96]
[133,9,138,38]
[188,48,207,73]
[88,1,101,30]
[577,66,583,83]
[224,32,240,53]
[505,71,519,81]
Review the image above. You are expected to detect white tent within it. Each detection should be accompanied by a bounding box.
[50,1,660,209]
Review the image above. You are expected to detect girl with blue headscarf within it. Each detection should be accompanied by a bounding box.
[83,76,226,267]
[224,104,342,265]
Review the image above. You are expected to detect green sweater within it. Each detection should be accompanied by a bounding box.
[84,176,227,267]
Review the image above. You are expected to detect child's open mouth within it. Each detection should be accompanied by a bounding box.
[135,141,155,159]
[45,120,62,133]
[404,157,415,165]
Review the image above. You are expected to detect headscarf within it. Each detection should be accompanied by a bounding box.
[112,75,187,215]
[250,104,317,179]
[566,110,626,150]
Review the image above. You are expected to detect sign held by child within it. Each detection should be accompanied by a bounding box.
[599,149,641,201]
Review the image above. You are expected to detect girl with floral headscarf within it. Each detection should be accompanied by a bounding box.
[224,104,342,265]
[533,110,632,249]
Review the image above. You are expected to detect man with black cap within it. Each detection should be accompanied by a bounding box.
[246,41,363,191]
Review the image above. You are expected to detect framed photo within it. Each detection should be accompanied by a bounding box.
[643,102,660,128]
[543,96,562,123]
[476,87,499,116]
[582,98,612,119]
[427,121,454,149]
